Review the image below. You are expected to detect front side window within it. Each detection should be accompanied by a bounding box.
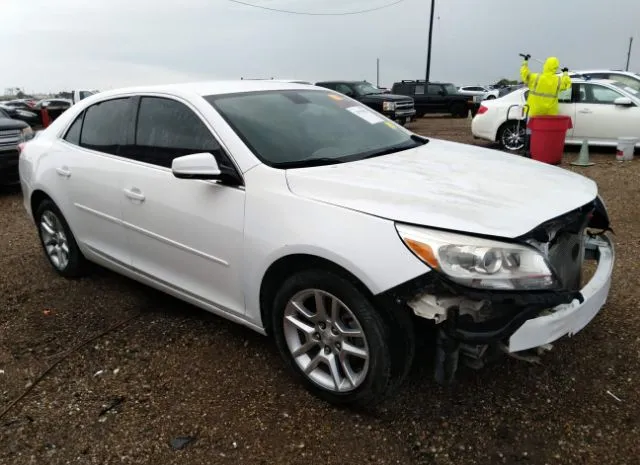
[579,84,624,104]
[353,82,382,96]
[80,98,133,155]
[134,97,222,168]
[443,84,458,95]
[335,84,354,96]
[206,89,426,169]
[427,85,442,95]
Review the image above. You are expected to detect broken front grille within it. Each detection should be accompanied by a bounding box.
[547,228,586,291]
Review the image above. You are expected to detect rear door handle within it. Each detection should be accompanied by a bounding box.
[56,167,71,177]
[123,187,145,202]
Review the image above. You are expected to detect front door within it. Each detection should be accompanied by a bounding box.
[573,83,640,143]
[119,96,246,316]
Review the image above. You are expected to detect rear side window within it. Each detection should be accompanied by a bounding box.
[134,97,222,168]
[80,98,133,155]
[64,112,84,145]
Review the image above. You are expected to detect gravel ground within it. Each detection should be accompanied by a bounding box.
[1,116,639,465]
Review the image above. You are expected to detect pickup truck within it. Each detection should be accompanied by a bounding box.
[391,80,474,118]
[315,81,416,125]
[71,90,99,104]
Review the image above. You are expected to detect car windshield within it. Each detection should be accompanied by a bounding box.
[353,83,382,95]
[610,80,640,97]
[206,89,426,168]
[444,84,458,94]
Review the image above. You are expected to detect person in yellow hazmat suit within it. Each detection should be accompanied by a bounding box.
[520,54,572,116]
[519,54,572,156]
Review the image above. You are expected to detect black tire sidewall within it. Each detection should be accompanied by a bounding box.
[499,121,524,152]
[451,103,467,118]
[34,200,86,278]
[271,269,393,407]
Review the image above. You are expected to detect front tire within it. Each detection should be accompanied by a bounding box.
[35,200,87,278]
[271,269,395,407]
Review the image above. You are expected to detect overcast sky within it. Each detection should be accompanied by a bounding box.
[2,0,638,94]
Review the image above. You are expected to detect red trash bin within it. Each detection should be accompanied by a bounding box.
[527,115,573,165]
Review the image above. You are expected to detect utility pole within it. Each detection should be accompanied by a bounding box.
[626,37,633,71]
[376,58,380,87]
[425,0,436,84]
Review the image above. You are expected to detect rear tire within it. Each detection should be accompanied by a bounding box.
[498,120,525,152]
[34,200,87,278]
[271,269,397,407]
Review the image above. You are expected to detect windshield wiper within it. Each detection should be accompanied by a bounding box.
[272,157,344,169]
[359,135,429,160]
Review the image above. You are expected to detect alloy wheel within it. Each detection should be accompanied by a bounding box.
[283,289,370,392]
[39,210,70,270]
[501,123,525,151]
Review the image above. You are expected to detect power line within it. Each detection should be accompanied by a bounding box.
[226,0,406,16]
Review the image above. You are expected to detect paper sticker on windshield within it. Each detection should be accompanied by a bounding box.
[328,94,344,101]
[384,121,397,129]
[346,106,383,124]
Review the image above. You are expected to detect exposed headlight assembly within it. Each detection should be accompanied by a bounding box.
[396,224,557,290]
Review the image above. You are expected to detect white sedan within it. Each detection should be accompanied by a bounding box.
[472,79,640,151]
[19,80,614,406]
[458,86,500,100]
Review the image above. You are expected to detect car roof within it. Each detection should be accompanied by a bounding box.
[88,80,324,101]
[570,69,638,75]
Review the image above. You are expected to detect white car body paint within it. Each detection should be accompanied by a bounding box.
[472,79,640,148]
[19,79,612,359]
[286,139,597,238]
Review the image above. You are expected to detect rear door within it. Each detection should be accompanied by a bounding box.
[54,97,135,264]
[558,85,575,138]
[119,95,246,315]
[572,83,640,143]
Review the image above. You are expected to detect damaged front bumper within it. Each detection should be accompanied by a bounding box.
[507,234,613,352]
[406,234,613,349]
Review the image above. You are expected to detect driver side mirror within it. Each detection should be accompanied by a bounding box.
[171,152,221,180]
[614,97,634,106]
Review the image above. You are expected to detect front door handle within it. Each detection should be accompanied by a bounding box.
[578,109,592,114]
[123,187,145,202]
[56,166,71,178]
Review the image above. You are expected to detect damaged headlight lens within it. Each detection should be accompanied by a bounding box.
[396,224,557,290]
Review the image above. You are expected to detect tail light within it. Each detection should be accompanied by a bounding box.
[477,105,489,115]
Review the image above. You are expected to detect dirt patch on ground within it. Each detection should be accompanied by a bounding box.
[1,117,638,465]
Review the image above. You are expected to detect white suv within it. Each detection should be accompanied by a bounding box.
[19,81,614,406]
[457,86,500,100]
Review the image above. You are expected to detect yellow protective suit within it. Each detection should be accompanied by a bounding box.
[520,56,572,117]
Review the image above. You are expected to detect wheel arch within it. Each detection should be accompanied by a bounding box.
[259,253,375,335]
[497,119,525,150]
[30,189,53,216]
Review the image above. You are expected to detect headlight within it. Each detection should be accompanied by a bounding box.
[382,101,396,111]
[396,224,557,290]
[20,126,34,142]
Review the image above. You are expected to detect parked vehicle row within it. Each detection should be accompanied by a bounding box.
[315,81,416,125]
[0,107,34,185]
[18,80,614,407]
[472,78,640,151]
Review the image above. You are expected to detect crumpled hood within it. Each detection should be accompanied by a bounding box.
[543,56,560,74]
[285,139,598,238]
